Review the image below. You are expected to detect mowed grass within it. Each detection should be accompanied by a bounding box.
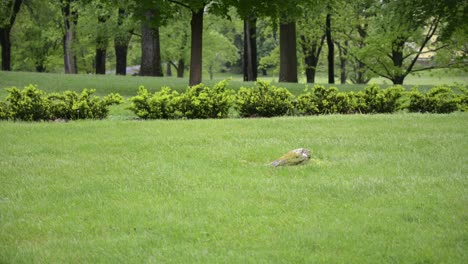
[1,69,467,98]
[1,114,467,263]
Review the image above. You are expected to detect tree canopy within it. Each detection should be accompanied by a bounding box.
[1,0,466,85]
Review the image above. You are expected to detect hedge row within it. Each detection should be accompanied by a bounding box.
[1,81,466,121]
[129,81,468,119]
[0,85,123,121]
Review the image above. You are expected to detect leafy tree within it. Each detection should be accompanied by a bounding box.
[0,0,23,71]
[350,0,467,84]
[298,2,326,83]
[114,5,135,75]
[10,0,63,72]
[160,8,191,78]
[203,30,238,80]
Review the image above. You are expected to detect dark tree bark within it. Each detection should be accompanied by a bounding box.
[279,21,298,83]
[0,29,12,71]
[95,7,109,75]
[391,37,406,84]
[337,40,348,84]
[189,8,203,86]
[61,0,78,74]
[326,12,334,84]
[115,45,128,75]
[243,17,257,82]
[140,10,163,76]
[300,35,325,83]
[176,59,185,78]
[0,0,22,71]
[166,61,172,76]
[114,8,132,75]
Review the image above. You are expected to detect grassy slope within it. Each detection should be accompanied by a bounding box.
[1,114,467,263]
[1,69,467,98]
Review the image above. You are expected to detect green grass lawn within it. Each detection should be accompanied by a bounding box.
[1,69,466,98]
[1,114,467,263]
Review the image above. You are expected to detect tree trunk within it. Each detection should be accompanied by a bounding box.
[279,21,298,83]
[114,8,132,76]
[95,9,109,75]
[326,12,334,84]
[115,45,128,75]
[243,17,257,82]
[338,41,348,84]
[391,37,406,85]
[300,35,325,83]
[140,10,163,77]
[189,9,204,86]
[392,76,405,85]
[61,0,78,74]
[95,48,106,74]
[63,30,77,74]
[0,0,22,71]
[0,28,12,71]
[177,59,185,78]
[166,61,172,76]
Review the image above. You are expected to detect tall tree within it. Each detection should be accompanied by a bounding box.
[278,19,298,82]
[0,0,23,71]
[60,0,78,74]
[325,3,334,84]
[94,2,110,74]
[160,7,190,78]
[140,9,163,76]
[350,0,467,84]
[168,0,210,86]
[242,15,257,81]
[298,2,326,83]
[114,7,134,75]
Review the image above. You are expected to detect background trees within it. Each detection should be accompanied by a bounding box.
[1,0,466,85]
[1,0,23,71]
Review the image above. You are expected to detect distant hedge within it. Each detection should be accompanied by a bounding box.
[1,81,467,121]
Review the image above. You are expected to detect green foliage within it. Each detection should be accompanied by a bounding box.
[4,85,50,121]
[179,79,234,119]
[297,85,356,115]
[408,86,462,113]
[128,80,234,119]
[358,84,405,113]
[128,86,181,119]
[236,81,294,117]
[0,85,123,121]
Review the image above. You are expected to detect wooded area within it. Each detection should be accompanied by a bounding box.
[0,0,466,85]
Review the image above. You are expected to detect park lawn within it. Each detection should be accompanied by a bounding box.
[1,69,467,98]
[1,113,467,263]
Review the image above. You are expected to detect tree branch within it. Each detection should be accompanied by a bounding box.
[404,16,441,76]
[169,61,178,69]
[168,0,190,10]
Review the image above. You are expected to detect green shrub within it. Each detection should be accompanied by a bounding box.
[297,85,357,115]
[236,81,294,117]
[359,84,405,113]
[128,86,153,119]
[1,85,123,121]
[128,80,234,119]
[0,101,9,120]
[408,86,460,113]
[5,85,50,121]
[179,79,234,119]
[456,86,468,112]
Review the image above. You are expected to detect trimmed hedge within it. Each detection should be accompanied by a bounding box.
[128,79,234,119]
[1,81,467,121]
[0,85,123,121]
